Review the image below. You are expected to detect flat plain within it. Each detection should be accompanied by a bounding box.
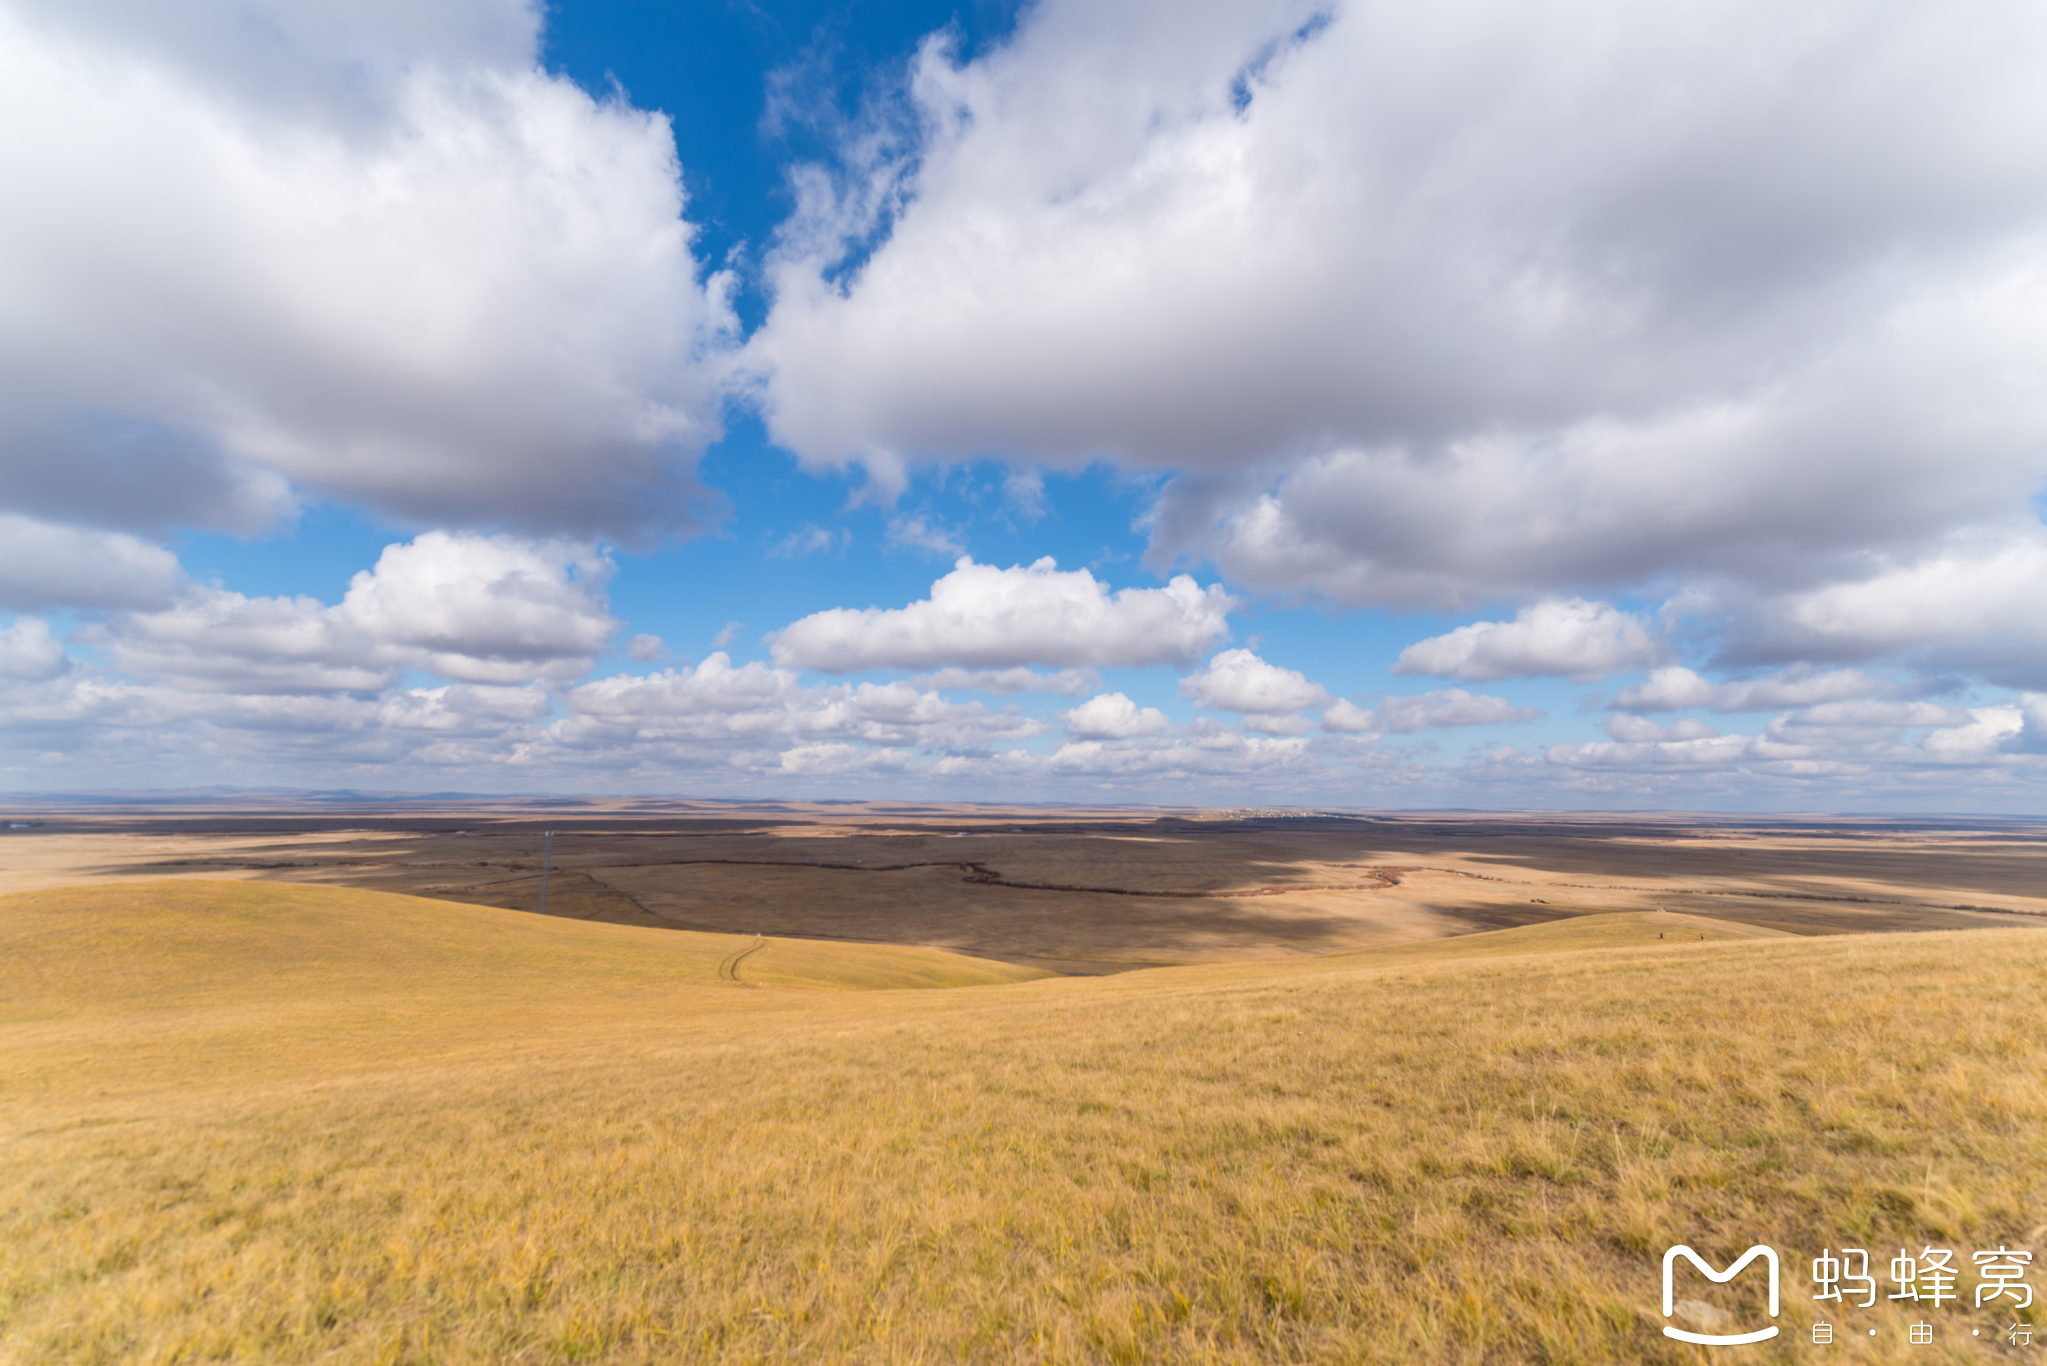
[2,800,2043,1363]
[4,797,2042,971]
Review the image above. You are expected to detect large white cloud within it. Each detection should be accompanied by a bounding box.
[100,532,618,693]
[0,0,731,564]
[749,0,2047,663]
[0,618,68,681]
[1394,598,1667,682]
[102,590,395,695]
[1157,298,2047,609]
[338,533,618,681]
[769,557,1234,671]
[1059,692,1171,740]
[1179,649,1330,716]
[1320,699,1378,735]
[1611,665,1907,714]
[0,513,185,611]
[1685,532,2047,689]
[2006,694,2047,756]
[40,0,541,119]
[1374,688,1544,734]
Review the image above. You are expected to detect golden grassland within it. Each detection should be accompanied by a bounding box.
[2,881,2043,1364]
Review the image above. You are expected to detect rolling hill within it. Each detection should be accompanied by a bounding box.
[3,882,2040,1362]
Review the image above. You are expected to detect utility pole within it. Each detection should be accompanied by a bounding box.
[540,829,553,915]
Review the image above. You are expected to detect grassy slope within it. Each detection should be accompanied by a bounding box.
[1324,907,1793,962]
[0,880,1048,1004]
[2,885,2042,1364]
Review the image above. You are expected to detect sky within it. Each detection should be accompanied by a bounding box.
[4,0,2047,810]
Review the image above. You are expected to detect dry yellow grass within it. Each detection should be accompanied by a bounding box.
[2,882,2042,1363]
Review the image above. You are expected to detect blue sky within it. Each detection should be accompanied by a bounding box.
[4,0,2047,808]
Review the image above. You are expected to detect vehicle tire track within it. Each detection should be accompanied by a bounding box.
[718,935,767,981]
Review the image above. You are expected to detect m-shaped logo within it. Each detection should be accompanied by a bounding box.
[1662,1244,1781,1345]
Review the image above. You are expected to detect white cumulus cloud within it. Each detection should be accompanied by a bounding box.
[0,0,732,554]
[1180,649,1330,717]
[1319,688,1543,734]
[1603,715,1720,743]
[337,532,618,682]
[1375,689,1546,733]
[1691,532,2047,689]
[1395,599,1668,682]
[103,589,395,695]
[769,556,1234,671]
[0,513,185,612]
[1920,705,2024,756]
[1611,665,1902,713]
[1321,698,1377,734]
[1059,692,1171,739]
[748,0,2047,681]
[2010,694,2047,755]
[0,618,69,681]
[101,532,619,694]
